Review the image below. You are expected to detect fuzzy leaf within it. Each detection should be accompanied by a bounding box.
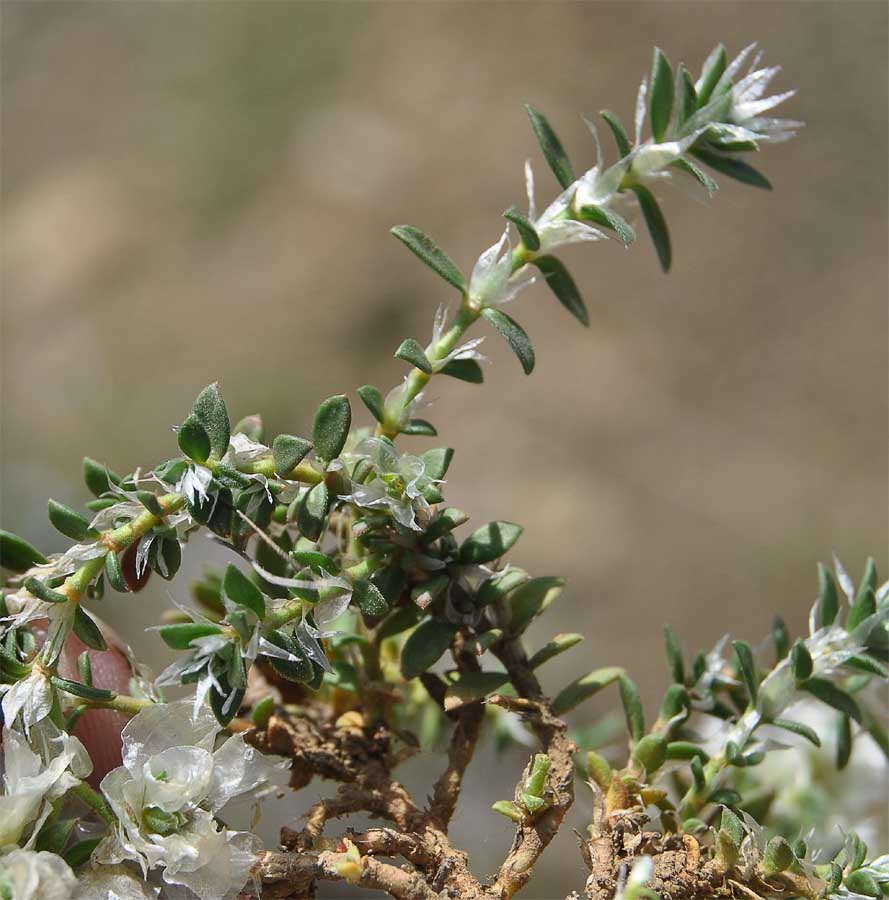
[50,676,114,702]
[401,419,437,436]
[391,225,467,294]
[579,204,635,246]
[630,184,671,272]
[532,256,589,326]
[528,633,583,669]
[444,671,510,710]
[192,383,231,460]
[525,105,575,189]
[696,44,727,106]
[0,530,47,572]
[24,577,68,604]
[619,674,645,740]
[600,109,631,157]
[273,434,312,475]
[672,158,718,197]
[357,385,385,423]
[178,414,211,463]
[73,607,106,651]
[104,551,128,593]
[503,205,540,251]
[423,508,469,543]
[508,576,564,632]
[801,677,862,723]
[649,47,675,142]
[676,67,697,126]
[732,639,758,703]
[421,447,454,481]
[82,457,121,497]
[482,308,535,374]
[817,562,840,627]
[158,622,224,650]
[552,666,624,715]
[313,395,351,462]
[459,521,523,564]
[48,499,95,542]
[298,482,331,542]
[353,579,389,618]
[222,564,266,619]
[440,358,484,383]
[400,619,457,680]
[663,624,685,683]
[767,717,821,747]
[692,147,772,190]
[395,338,433,374]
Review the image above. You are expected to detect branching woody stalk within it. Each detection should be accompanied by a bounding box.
[1,41,887,900]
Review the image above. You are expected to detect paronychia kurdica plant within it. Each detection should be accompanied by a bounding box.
[0,42,886,900]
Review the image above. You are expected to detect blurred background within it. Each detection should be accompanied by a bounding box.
[2,1,886,895]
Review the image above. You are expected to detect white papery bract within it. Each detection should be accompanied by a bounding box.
[0,849,78,900]
[0,723,91,849]
[73,865,160,900]
[0,668,57,733]
[340,437,436,531]
[96,700,283,900]
[525,162,608,252]
[467,228,536,309]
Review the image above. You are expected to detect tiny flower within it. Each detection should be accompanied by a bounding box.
[1,667,58,732]
[428,303,488,372]
[0,722,91,848]
[97,700,284,900]
[174,464,213,508]
[467,228,536,310]
[0,849,78,900]
[340,438,436,531]
[525,161,608,251]
[380,379,433,434]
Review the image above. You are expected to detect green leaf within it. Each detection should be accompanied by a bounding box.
[424,508,469,543]
[0,530,47,572]
[649,47,674,142]
[395,338,433,374]
[790,640,813,680]
[578,204,635,246]
[532,255,589,326]
[391,224,467,294]
[762,836,795,875]
[672,158,718,197]
[291,549,338,572]
[47,499,95,542]
[772,615,790,661]
[475,568,529,608]
[410,574,450,610]
[630,184,671,273]
[849,587,876,631]
[459,521,523,565]
[817,562,840,627]
[24,577,68,604]
[73,607,106,651]
[440,358,484,383]
[401,419,437,436]
[676,66,697,127]
[192,383,231,460]
[525,105,575,189]
[222,564,266,619]
[444,671,510,711]
[400,618,457,680]
[378,603,424,642]
[801,676,862,723]
[632,733,667,773]
[528,633,583,669]
[265,630,313,683]
[845,871,880,899]
[50,675,114,702]
[105,551,128,593]
[158,622,224,650]
[619,674,645,741]
[665,741,709,762]
[420,447,454,481]
[600,110,631,157]
[36,817,76,854]
[732,640,758,703]
[313,394,351,462]
[353,579,389,618]
[481,308,535,374]
[836,712,852,770]
[551,666,624,715]
[273,434,312,475]
[62,837,102,868]
[357,385,386,423]
[503,205,540,251]
[178,414,211,463]
[509,576,564,632]
[695,44,727,107]
[298,481,330,541]
[767,717,821,747]
[83,457,121,496]
[663,624,685,683]
[77,651,93,686]
[232,413,264,442]
[492,800,524,823]
[155,538,182,581]
[691,147,772,190]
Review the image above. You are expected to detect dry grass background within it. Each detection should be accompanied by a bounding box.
[1,2,887,896]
